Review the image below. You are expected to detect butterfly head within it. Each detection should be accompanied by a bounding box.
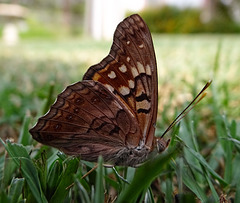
[156,138,170,153]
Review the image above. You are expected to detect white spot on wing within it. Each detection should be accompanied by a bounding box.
[119,86,130,96]
[127,57,130,62]
[146,64,151,76]
[127,41,130,45]
[108,71,116,79]
[137,62,145,74]
[128,80,135,89]
[139,44,144,48]
[105,84,114,92]
[119,64,127,73]
[131,66,139,78]
[137,100,151,111]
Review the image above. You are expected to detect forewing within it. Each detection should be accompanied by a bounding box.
[83,14,158,148]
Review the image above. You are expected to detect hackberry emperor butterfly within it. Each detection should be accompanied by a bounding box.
[29,14,211,167]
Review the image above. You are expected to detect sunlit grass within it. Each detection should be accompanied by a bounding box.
[0,34,240,202]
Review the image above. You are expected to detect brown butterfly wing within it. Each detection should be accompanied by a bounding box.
[83,14,158,150]
[30,14,158,166]
[30,80,142,164]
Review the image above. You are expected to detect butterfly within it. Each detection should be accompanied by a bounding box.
[29,14,211,167]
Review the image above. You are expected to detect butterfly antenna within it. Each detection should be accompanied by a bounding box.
[161,80,212,138]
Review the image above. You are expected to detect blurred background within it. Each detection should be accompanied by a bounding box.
[1,1,240,201]
[1,0,240,42]
[0,0,240,143]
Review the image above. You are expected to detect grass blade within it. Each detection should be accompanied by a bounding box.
[75,178,91,203]
[49,158,79,203]
[43,82,55,114]
[95,156,104,203]
[213,41,221,75]
[117,145,179,203]
[175,163,207,202]
[185,145,227,187]
[236,181,240,201]
[2,153,17,188]
[18,111,31,146]
[0,139,47,203]
[46,160,62,200]
[9,178,25,203]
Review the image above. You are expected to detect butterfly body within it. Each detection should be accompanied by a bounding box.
[30,14,169,167]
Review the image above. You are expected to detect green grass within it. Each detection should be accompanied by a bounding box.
[0,35,240,202]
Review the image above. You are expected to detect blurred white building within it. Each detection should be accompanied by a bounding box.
[84,0,204,40]
[0,3,27,45]
[84,0,146,40]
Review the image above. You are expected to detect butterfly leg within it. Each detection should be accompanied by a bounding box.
[112,167,130,184]
[81,164,129,184]
[102,164,130,184]
[81,164,98,179]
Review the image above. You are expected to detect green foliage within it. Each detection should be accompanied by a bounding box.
[95,157,104,203]
[0,36,240,202]
[203,19,240,33]
[117,145,179,202]
[138,6,240,33]
[0,139,48,203]
[0,1,85,38]
[139,7,203,33]
[20,18,62,39]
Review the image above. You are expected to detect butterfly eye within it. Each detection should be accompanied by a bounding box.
[156,138,170,153]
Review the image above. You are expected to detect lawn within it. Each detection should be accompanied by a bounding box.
[0,34,240,202]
